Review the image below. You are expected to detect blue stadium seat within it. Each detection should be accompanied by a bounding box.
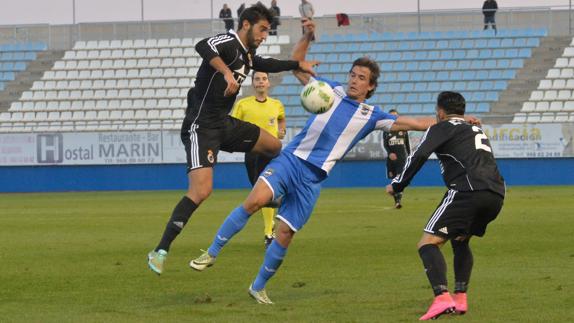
[502,70,516,79]
[492,49,505,59]
[334,43,349,52]
[431,61,445,71]
[406,93,418,103]
[392,94,405,103]
[388,83,401,92]
[518,48,531,58]
[314,53,326,62]
[406,62,418,71]
[449,40,462,49]
[453,50,466,59]
[487,39,501,48]
[427,82,440,92]
[486,91,498,101]
[475,39,488,48]
[480,81,494,90]
[444,60,457,70]
[339,53,351,62]
[472,92,486,101]
[323,43,335,52]
[440,51,453,60]
[397,72,410,82]
[414,51,427,60]
[389,52,402,61]
[450,71,463,80]
[419,93,432,103]
[497,59,510,69]
[510,59,523,68]
[359,43,373,52]
[501,38,514,47]
[526,38,540,47]
[466,50,479,59]
[3,71,14,80]
[458,60,471,70]
[470,60,484,69]
[393,62,406,71]
[399,80,414,91]
[326,53,338,63]
[386,42,399,51]
[494,81,507,90]
[423,71,436,81]
[476,102,490,113]
[440,82,454,91]
[505,49,519,58]
[454,81,466,91]
[422,41,436,50]
[484,60,497,69]
[409,104,422,114]
[461,39,474,49]
[410,41,423,51]
[380,62,393,72]
[316,64,329,74]
[398,42,410,51]
[467,81,480,91]
[320,34,335,42]
[514,38,527,47]
[477,70,489,79]
[380,94,392,103]
[334,74,347,83]
[418,61,431,70]
[479,49,492,59]
[436,40,448,49]
[462,71,476,80]
[402,52,415,61]
[437,71,449,80]
[411,72,423,82]
[414,82,427,92]
[383,73,397,82]
[14,62,26,71]
[427,51,439,60]
[376,52,390,61]
[373,42,385,51]
[421,104,435,114]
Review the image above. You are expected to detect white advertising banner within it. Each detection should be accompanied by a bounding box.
[0,124,572,166]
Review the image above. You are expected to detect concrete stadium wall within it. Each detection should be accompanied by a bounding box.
[1,158,572,193]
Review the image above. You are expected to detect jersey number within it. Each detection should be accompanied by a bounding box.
[472,126,492,153]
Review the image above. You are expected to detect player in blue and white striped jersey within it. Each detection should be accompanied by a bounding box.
[189,20,458,304]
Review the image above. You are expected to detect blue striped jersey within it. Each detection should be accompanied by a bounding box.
[284,76,397,174]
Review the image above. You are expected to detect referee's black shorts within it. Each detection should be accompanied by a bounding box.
[424,190,503,239]
[181,116,260,172]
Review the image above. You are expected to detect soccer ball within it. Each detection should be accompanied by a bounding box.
[300,81,335,114]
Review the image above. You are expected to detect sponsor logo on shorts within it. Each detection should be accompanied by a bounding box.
[263,168,274,177]
[207,149,215,164]
[439,227,449,234]
[173,221,184,229]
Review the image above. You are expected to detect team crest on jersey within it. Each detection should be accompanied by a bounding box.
[207,150,215,164]
[263,168,274,177]
[359,104,370,116]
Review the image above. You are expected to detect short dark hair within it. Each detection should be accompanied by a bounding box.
[350,56,380,99]
[388,108,398,114]
[437,91,466,115]
[239,3,274,30]
[251,70,269,80]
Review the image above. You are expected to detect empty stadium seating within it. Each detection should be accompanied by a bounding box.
[515,36,574,123]
[0,36,287,132]
[274,29,545,122]
[0,42,47,92]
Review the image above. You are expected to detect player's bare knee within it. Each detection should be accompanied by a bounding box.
[275,227,294,247]
[187,187,212,204]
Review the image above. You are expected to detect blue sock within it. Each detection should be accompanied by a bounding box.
[252,240,287,291]
[207,206,251,257]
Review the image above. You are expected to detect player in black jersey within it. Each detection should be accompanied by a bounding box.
[147,4,318,275]
[386,91,505,320]
[383,109,410,208]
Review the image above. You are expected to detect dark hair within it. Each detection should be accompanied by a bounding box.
[437,91,466,115]
[238,3,274,30]
[350,56,380,99]
[388,108,398,114]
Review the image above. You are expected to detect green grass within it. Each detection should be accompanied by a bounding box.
[1,186,573,322]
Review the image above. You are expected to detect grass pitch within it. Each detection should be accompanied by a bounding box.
[1,186,573,322]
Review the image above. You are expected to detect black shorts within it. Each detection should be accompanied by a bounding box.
[424,190,503,239]
[181,116,260,172]
[386,158,406,179]
[244,152,273,186]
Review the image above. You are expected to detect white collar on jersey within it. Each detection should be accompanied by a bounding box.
[229,29,248,52]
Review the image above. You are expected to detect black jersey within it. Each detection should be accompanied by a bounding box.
[183,30,298,129]
[383,130,411,160]
[391,117,505,197]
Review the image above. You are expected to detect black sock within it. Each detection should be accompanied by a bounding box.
[418,244,448,296]
[155,196,198,252]
[394,192,402,203]
[451,240,473,293]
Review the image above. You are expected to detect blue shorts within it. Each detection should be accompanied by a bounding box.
[258,152,326,232]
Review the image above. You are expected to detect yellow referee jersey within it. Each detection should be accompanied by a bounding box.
[231,96,285,138]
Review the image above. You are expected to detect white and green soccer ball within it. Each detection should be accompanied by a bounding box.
[300,80,335,114]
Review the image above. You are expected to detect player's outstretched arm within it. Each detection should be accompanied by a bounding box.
[292,19,317,86]
[390,116,436,132]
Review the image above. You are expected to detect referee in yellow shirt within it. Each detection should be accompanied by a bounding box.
[231,71,286,247]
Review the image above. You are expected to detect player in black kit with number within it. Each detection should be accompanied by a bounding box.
[147,4,318,275]
[383,109,410,208]
[386,91,505,320]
